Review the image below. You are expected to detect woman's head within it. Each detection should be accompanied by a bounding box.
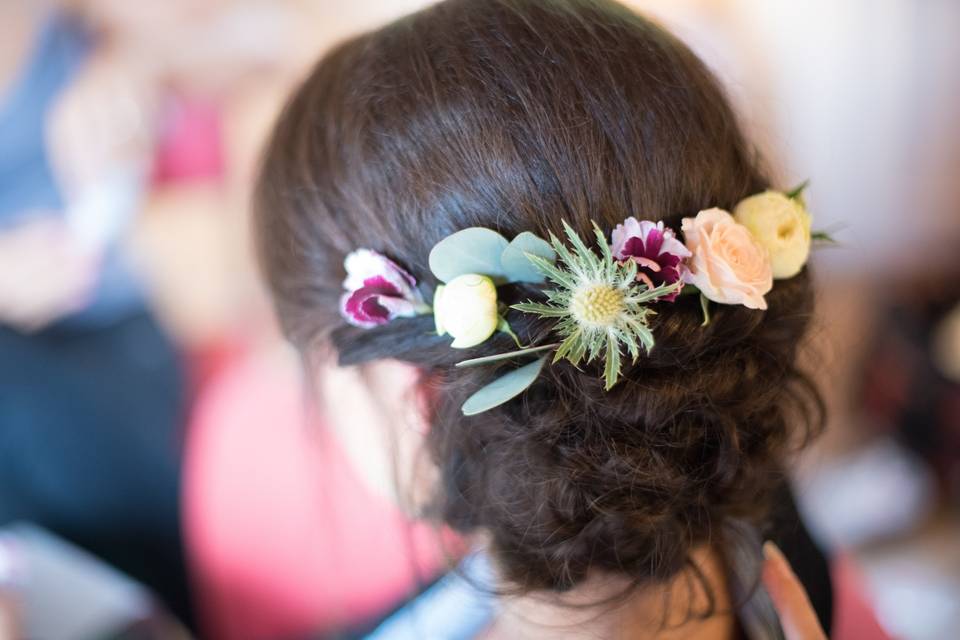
[255,0,822,595]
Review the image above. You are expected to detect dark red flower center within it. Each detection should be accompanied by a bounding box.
[344,276,403,324]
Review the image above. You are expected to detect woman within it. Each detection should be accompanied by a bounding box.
[255,1,832,637]
[0,0,189,625]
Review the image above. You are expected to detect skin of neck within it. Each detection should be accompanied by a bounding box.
[483,545,738,640]
[316,360,739,639]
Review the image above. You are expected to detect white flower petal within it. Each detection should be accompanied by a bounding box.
[433,274,499,348]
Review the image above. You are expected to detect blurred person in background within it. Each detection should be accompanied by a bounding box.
[0,0,311,631]
[0,0,190,625]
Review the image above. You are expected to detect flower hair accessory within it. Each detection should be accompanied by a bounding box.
[340,249,430,327]
[340,182,833,415]
[611,218,691,299]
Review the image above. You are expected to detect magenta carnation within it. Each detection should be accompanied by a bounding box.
[611,218,691,301]
[340,249,428,327]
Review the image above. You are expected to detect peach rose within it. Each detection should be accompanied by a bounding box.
[681,208,773,310]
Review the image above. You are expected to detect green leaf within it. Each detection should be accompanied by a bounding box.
[561,220,599,270]
[567,334,589,366]
[511,301,569,317]
[622,315,655,353]
[501,232,556,283]
[455,343,559,368]
[428,227,509,283]
[592,221,613,264]
[603,333,622,390]
[636,323,655,353]
[617,328,640,361]
[785,179,810,201]
[586,330,606,362]
[554,327,585,366]
[630,280,682,304]
[618,258,638,288]
[524,253,577,290]
[811,230,837,244]
[699,293,711,327]
[544,288,570,304]
[548,231,587,280]
[461,356,547,415]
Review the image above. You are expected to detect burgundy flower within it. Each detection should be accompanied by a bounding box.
[611,218,691,301]
[340,249,428,327]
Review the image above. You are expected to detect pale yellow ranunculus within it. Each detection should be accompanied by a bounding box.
[433,274,499,348]
[733,191,812,279]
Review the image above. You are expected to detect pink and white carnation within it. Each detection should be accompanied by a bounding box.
[340,249,428,328]
[611,217,692,301]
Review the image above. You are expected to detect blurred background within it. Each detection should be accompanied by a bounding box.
[0,0,957,638]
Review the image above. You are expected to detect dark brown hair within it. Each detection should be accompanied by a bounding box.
[255,0,822,598]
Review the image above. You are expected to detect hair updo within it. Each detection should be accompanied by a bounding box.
[255,0,823,595]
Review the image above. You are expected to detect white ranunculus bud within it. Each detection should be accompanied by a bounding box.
[433,274,499,348]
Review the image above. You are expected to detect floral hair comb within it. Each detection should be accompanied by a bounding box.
[341,183,834,415]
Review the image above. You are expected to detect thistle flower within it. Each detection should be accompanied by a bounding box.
[512,221,679,390]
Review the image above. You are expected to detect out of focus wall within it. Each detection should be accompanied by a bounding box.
[312,0,960,276]
[632,0,960,275]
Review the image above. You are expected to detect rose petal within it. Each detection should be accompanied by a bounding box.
[682,208,771,310]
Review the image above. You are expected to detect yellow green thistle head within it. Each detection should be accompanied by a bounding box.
[513,220,679,390]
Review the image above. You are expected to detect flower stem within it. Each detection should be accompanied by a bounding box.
[497,317,524,348]
[699,293,711,327]
[455,343,560,368]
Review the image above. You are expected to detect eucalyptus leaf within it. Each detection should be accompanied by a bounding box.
[500,232,556,283]
[461,356,547,415]
[428,227,509,283]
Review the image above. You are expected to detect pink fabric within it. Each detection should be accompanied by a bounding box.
[182,344,893,640]
[832,552,893,640]
[152,96,224,185]
[183,349,448,640]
